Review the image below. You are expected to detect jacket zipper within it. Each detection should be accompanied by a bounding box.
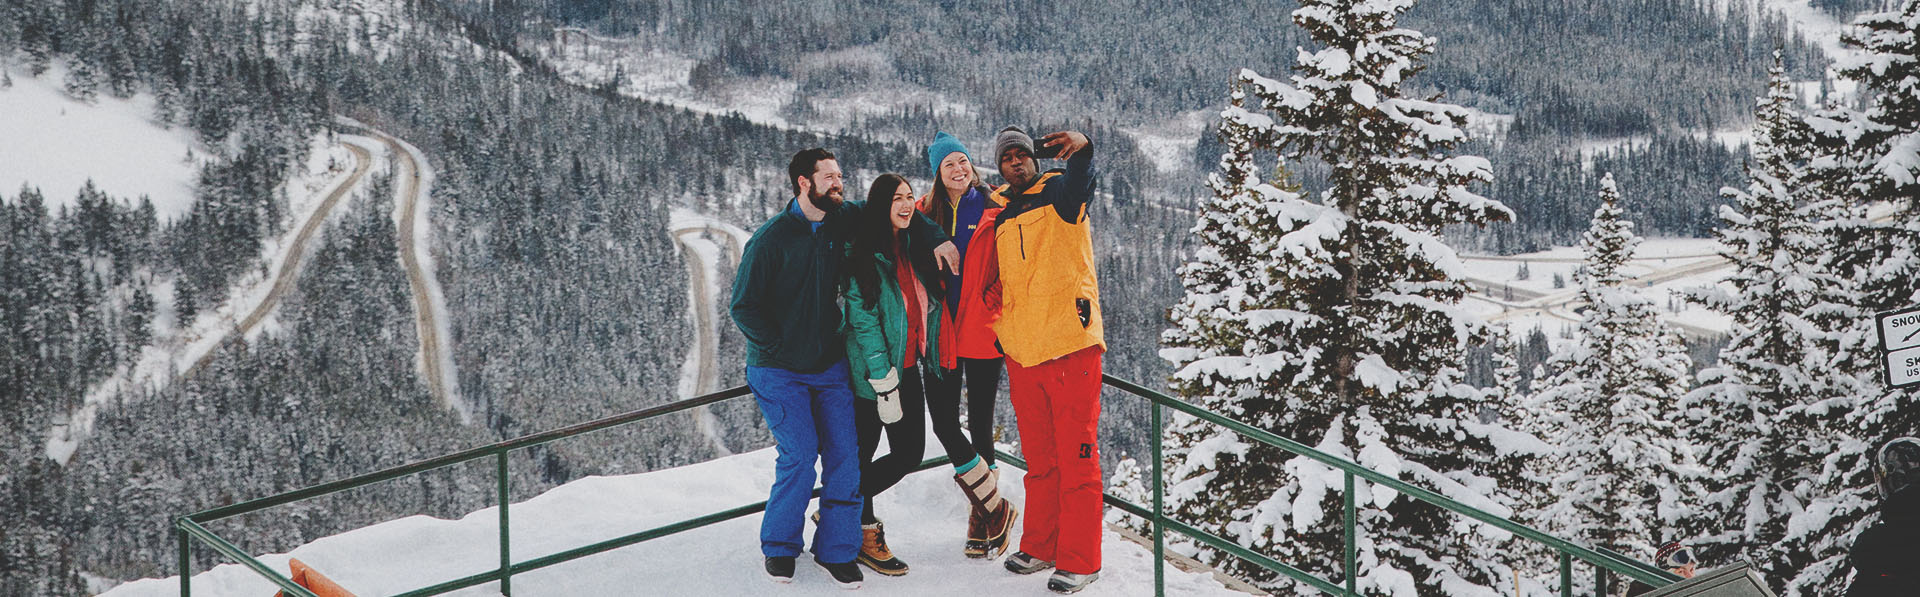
[1018,224,1026,259]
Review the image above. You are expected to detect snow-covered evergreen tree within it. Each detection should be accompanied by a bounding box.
[1491,332,1528,417]
[1489,328,1553,512]
[1158,0,1522,593]
[1678,52,1841,582]
[1780,3,1920,593]
[1530,175,1698,560]
[154,81,183,127]
[1105,456,1151,532]
[63,55,103,102]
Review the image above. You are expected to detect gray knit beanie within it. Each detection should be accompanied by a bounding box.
[994,126,1035,161]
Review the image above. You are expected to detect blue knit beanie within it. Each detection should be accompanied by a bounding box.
[927,131,970,178]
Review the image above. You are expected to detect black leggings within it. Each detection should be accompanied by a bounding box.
[856,365,928,524]
[924,357,1003,468]
[856,360,1001,523]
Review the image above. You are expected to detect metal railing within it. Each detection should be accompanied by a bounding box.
[173,376,1677,596]
[1098,374,1680,596]
[174,385,752,597]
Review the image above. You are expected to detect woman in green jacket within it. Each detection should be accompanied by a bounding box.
[842,174,1014,576]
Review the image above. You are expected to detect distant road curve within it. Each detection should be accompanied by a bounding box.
[48,139,375,465]
[669,209,750,456]
[346,122,469,424]
[176,143,376,382]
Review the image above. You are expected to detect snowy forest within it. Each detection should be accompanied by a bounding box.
[0,0,1914,595]
[1143,1,1918,596]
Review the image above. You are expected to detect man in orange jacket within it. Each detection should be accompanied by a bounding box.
[986,126,1104,594]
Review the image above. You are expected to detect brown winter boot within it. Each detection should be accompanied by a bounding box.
[964,501,988,557]
[956,465,1019,559]
[857,521,910,576]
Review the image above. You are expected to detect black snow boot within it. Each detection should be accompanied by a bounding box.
[814,556,865,589]
[765,556,796,584]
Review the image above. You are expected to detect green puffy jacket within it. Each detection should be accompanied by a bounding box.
[842,250,945,401]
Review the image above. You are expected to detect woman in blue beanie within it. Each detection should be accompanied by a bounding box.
[918,131,1019,559]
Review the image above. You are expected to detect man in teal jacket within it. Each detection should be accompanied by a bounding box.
[731,148,955,588]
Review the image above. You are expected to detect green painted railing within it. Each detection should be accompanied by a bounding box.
[176,385,748,597]
[173,376,1677,596]
[1099,374,1681,596]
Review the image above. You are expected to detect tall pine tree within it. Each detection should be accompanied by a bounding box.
[1159,0,1520,593]
[1782,2,1920,593]
[1679,52,1842,585]
[1530,175,1698,562]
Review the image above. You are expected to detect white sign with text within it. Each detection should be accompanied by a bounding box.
[1889,346,1920,388]
[1880,307,1920,388]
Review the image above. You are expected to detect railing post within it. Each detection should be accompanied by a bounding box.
[1344,472,1357,596]
[498,450,512,596]
[1594,562,1608,597]
[177,522,191,597]
[1151,400,1165,597]
[1560,552,1572,597]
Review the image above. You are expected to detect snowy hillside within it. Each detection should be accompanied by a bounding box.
[0,62,211,219]
[538,30,971,137]
[1746,0,1860,61]
[44,129,359,465]
[102,440,1245,596]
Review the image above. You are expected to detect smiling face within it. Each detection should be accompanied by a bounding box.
[806,159,845,209]
[938,152,973,196]
[888,179,915,230]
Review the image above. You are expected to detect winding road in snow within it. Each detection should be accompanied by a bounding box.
[1463,248,1732,339]
[388,132,456,418]
[48,138,376,464]
[1465,202,1903,339]
[180,124,464,420]
[1467,256,1731,340]
[48,122,475,464]
[177,144,376,382]
[347,123,468,423]
[669,210,751,456]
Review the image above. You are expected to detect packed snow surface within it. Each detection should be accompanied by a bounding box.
[102,440,1248,596]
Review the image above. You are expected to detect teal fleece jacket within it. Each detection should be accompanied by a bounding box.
[842,247,945,400]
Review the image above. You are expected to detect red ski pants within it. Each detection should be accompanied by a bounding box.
[1007,345,1104,574]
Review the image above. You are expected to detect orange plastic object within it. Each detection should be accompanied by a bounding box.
[271,558,356,597]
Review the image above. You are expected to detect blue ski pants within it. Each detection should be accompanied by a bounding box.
[747,362,863,564]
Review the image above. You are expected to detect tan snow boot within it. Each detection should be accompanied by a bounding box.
[857,521,909,576]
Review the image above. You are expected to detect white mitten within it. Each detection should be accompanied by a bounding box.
[871,368,903,424]
[877,388,903,424]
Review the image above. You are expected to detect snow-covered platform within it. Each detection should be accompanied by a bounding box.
[102,445,1248,596]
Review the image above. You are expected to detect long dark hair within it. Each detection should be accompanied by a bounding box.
[848,174,912,308]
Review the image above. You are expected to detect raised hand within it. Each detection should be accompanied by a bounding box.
[1041,131,1090,160]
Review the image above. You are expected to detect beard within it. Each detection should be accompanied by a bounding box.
[810,185,844,209]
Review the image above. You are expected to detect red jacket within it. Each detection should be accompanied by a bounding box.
[921,195,1004,369]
